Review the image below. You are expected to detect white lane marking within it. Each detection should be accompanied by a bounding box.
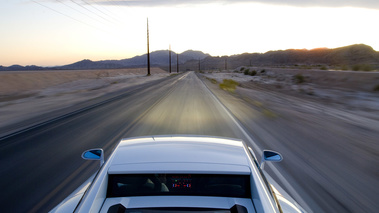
[200,75,312,212]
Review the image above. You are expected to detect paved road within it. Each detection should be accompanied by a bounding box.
[0,72,252,212]
[0,71,377,212]
[203,74,379,213]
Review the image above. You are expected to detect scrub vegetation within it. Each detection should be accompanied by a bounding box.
[352,64,374,71]
[243,68,257,76]
[294,74,305,84]
[219,79,239,92]
[206,77,218,84]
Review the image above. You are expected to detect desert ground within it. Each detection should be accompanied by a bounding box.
[0,68,168,135]
[200,68,379,212]
[203,67,379,116]
[1,66,378,136]
[0,67,378,212]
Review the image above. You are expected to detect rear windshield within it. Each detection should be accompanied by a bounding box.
[108,205,248,213]
[107,174,251,198]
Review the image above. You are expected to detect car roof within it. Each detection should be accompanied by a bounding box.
[73,136,281,213]
[108,136,251,174]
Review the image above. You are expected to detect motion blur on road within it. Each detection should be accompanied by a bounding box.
[0,71,378,212]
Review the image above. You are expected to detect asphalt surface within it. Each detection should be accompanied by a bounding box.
[0,72,249,213]
[0,71,377,212]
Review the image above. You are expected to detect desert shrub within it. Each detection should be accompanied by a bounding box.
[294,74,305,84]
[210,78,217,84]
[240,67,245,71]
[374,84,379,91]
[342,65,348,70]
[244,69,250,75]
[205,77,217,84]
[219,79,239,92]
[352,64,360,71]
[96,71,109,79]
[300,65,311,69]
[352,64,373,71]
[362,64,374,71]
[262,109,277,118]
[260,69,266,73]
[320,66,328,70]
[250,70,257,76]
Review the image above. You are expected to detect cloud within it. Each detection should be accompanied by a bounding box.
[97,0,379,10]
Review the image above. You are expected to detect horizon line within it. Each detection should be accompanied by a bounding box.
[1,43,375,67]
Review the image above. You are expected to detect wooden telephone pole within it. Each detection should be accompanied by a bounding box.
[169,44,172,73]
[225,57,227,70]
[147,18,151,76]
[177,53,179,73]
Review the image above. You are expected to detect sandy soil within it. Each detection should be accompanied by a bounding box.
[200,69,379,212]
[0,68,169,133]
[1,67,377,134]
[202,68,379,118]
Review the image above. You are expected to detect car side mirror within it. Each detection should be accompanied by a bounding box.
[82,148,104,167]
[260,150,282,170]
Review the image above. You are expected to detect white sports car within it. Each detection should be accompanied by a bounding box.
[50,135,306,213]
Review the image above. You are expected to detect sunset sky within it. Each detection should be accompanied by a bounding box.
[1,0,378,66]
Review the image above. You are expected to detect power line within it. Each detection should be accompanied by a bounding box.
[32,0,99,30]
[59,0,128,29]
[81,0,117,24]
[69,0,114,25]
[80,0,133,28]
[88,0,122,23]
[102,0,137,25]
[85,0,138,28]
[55,0,105,25]
[32,0,145,54]
[103,0,137,17]
[32,0,123,39]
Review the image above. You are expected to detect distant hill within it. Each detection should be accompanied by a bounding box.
[101,50,210,67]
[0,65,46,71]
[0,50,210,71]
[53,50,210,70]
[256,44,379,65]
[180,44,379,71]
[325,44,379,65]
[1,44,378,71]
[59,59,124,70]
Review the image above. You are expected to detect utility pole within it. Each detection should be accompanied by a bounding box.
[147,18,151,76]
[169,44,171,73]
[177,53,179,73]
[225,57,227,70]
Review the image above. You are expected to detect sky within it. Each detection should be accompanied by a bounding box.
[1,0,378,66]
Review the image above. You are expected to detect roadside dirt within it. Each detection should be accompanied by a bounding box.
[202,68,379,119]
[200,69,379,212]
[0,68,168,134]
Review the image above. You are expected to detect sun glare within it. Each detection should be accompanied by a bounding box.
[0,2,378,66]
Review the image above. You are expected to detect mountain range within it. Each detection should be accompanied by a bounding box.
[0,50,209,71]
[180,44,379,71]
[1,44,378,71]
